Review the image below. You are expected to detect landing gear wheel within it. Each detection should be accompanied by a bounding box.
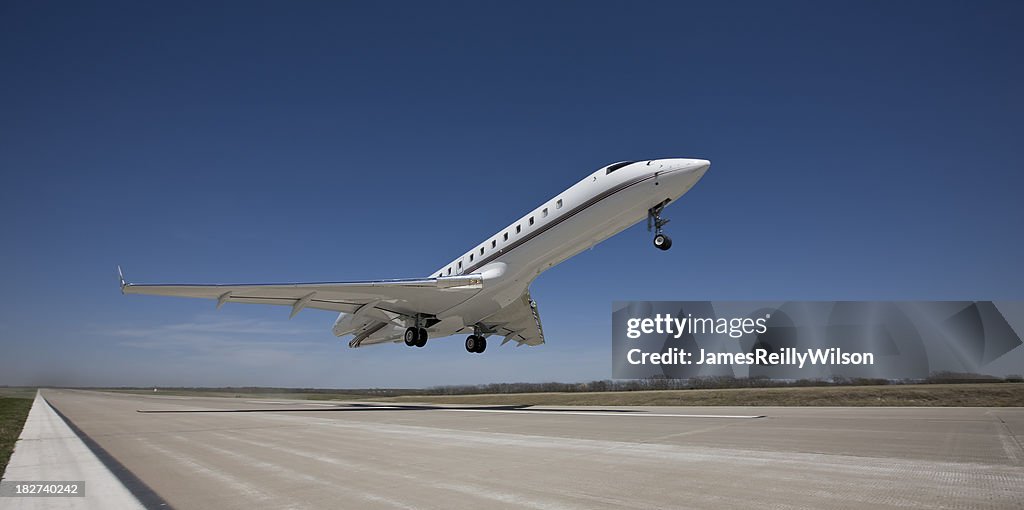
[653,233,672,251]
[648,200,673,251]
[404,327,418,347]
[465,335,478,353]
[415,328,428,347]
[476,337,487,353]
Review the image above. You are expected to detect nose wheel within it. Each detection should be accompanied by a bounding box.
[648,200,672,251]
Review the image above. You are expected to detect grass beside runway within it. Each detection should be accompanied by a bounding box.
[376,382,1024,407]
[0,395,34,478]
[0,387,38,399]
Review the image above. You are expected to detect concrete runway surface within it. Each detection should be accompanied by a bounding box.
[23,389,1024,509]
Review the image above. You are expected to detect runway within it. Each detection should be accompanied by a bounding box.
[23,389,1024,509]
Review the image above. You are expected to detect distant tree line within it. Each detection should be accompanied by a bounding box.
[44,371,1022,396]
[419,372,1023,395]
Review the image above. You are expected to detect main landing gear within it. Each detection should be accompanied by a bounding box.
[465,335,487,353]
[648,200,673,251]
[465,324,488,354]
[404,326,427,348]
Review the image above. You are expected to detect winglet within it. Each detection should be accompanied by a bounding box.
[117,265,127,293]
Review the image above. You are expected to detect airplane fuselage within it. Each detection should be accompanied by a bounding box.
[334,158,710,345]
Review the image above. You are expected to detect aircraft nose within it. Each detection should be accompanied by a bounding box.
[666,158,710,176]
[691,159,710,176]
[654,159,710,192]
[660,158,710,173]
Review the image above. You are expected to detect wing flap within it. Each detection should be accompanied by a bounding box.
[482,288,545,346]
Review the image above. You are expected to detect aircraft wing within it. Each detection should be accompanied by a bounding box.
[481,288,545,347]
[117,267,483,319]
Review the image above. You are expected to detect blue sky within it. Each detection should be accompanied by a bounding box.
[1,1,1022,387]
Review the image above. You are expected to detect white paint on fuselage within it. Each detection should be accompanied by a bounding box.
[353,158,710,342]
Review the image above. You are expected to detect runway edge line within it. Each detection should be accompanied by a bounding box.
[0,391,168,510]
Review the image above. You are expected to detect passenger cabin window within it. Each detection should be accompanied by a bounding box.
[480,247,484,255]
[516,224,521,234]
[605,161,636,174]
[503,232,508,241]
[469,254,474,262]
[447,267,452,275]
[458,261,462,271]
[542,208,548,218]
[556,199,563,209]
[491,240,496,248]
[529,216,535,226]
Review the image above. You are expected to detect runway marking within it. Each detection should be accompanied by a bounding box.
[139,438,306,509]
[210,428,590,510]
[240,410,1024,508]
[432,481,586,510]
[437,408,764,418]
[1,393,146,510]
[135,404,763,418]
[991,413,1024,465]
[245,400,339,406]
[207,431,434,510]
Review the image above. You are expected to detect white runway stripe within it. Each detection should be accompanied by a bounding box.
[245,400,339,406]
[436,408,764,419]
[0,393,144,510]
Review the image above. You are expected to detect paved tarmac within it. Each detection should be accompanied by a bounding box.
[26,389,1024,509]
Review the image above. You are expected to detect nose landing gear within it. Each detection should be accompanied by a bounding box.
[648,200,672,251]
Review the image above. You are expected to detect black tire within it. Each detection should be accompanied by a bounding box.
[416,328,428,347]
[654,233,672,251]
[404,327,418,347]
[477,337,487,353]
[465,335,477,353]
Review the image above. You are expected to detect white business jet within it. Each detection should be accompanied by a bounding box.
[120,158,710,353]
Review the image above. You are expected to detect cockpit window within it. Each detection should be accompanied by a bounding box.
[605,161,636,174]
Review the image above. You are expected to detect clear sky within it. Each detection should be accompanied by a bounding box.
[1,1,1022,388]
